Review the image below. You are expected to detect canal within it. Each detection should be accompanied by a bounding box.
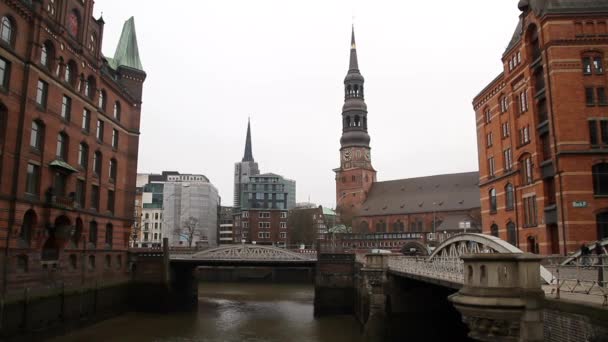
[50,282,365,342]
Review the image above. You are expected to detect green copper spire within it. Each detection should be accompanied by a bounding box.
[109,17,144,71]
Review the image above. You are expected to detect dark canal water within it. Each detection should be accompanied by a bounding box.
[50,283,365,342]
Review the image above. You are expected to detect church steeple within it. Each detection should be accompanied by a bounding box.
[242,119,254,162]
[340,25,370,150]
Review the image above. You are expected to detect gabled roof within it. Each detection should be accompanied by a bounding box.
[107,17,144,72]
[360,172,480,217]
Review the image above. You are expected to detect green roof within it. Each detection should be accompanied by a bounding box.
[322,207,336,216]
[108,17,144,71]
[49,159,79,173]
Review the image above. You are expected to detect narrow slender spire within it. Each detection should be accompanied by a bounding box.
[349,25,359,72]
[110,17,144,71]
[242,119,254,162]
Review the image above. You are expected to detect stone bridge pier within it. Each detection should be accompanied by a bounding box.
[450,254,544,342]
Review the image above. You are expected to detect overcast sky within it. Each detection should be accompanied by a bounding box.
[94,0,521,209]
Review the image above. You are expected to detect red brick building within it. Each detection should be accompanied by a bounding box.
[0,0,145,293]
[474,0,608,255]
[334,28,481,252]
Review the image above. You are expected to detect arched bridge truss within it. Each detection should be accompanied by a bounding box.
[387,233,553,287]
[176,244,317,263]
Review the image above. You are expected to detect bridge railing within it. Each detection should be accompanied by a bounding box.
[543,256,608,306]
[387,255,464,284]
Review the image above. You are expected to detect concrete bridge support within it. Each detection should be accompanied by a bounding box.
[358,254,389,342]
[314,253,355,316]
[450,254,544,342]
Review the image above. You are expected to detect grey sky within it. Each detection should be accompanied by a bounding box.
[94,1,520,209]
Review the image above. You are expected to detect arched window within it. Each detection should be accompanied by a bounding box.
[89,221,98,247]
[93,151,102,176]
[376,220,386,233]
[56,132,68,160]
[0,17,14,45]
[72,217,83,247]
[105,223,113,248]
[597,212,608,240]
[592,163,608,195]
[19,209,36,246]
[30,121,44,151]
[359,221,369,234]
[109,158,117,181]
[40,41,55,69]
[490,224,499,237]
[105,254,111,269]
[88,32,97,52]
[505,183,514,210]
[85,76,96,99]
[393,220,404,232]
[113,101,121,121]
[507,222,517,246]
[520,154,533,185]
[78,143,88,168]
[98,89,106,110]
[64,60,77,85]
[526,24,541,61]
[354,115,360,127]
[489,188,497,213]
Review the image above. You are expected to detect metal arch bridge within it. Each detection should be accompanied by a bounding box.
[385,233,554,289]
[170,244,317,264]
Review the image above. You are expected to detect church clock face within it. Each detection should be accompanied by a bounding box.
[343,149,352,161]
[68,12,79,37]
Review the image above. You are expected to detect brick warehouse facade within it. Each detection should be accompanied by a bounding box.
[0,0,145,294]
[474,0,608,255]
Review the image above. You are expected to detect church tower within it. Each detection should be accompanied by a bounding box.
[335,27,377,219]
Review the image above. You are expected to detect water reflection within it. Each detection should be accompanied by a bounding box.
[51,283,364,342]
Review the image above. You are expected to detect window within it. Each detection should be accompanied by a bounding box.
[484,107,491,124]
[504,148,513,171]
[590,120,599,145]
[30,121,42,150]
[280,212,287,218]
[96,120,104,141]
[98,90,106,110]
[243,222,249,228]
[82,109,90,132]
[61,95,72,121]
[599,87,608,105]
[507,222,517,246]
[78,143,88,168]
[113,102,121,121]
[69,255,78,270]
[242,211,249,218]
[112,129,118,149]
[500,96,508,113]
[490,224,499,237]
[105,223,113,247]
[75,179,85,208]
[88,255,95,270]
[280,232,287,239]
[488,157,495,178]
[523,196,538,227]
[592,163,608,195]
[53,171,67,196]
[501,122,510,138]
[258,222,270,229]
[486,132,493,148]
[56,133,67,160]
[258,232,270,239]
[25,163,40,195]
[109,158,117,182]
[91,185,100,210]
[586,87,596,106]
[280,222,286,229]
[505,183,515,210]
[594,56,604,74]
[0,17,13,45]
[259,212,270,218]
[519,90,528,113]
[489,188,497,213]
[40,42,52,68]
[89,221,98,246]
[64,61,74,84]
[85,76,95,99]
[522,155,533,185]
[93,151,102,176]
[583,57,592,74]
[519,126,530,145]
[36,80,48,108]
[602,121,608,145]
[0,57,10,90]
[540,133,551,161]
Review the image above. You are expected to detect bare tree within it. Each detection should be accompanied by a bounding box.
[174,216,202,247]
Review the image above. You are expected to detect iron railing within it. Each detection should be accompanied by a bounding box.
[543,256,608,306]
[387,256,464,284]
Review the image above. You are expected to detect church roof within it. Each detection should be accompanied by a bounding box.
[107,17,144,71]
[437,213,481,232]
[359,171,480,216]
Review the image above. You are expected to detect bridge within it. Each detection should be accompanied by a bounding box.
[316,233,608,341]
[170,244,317,264]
